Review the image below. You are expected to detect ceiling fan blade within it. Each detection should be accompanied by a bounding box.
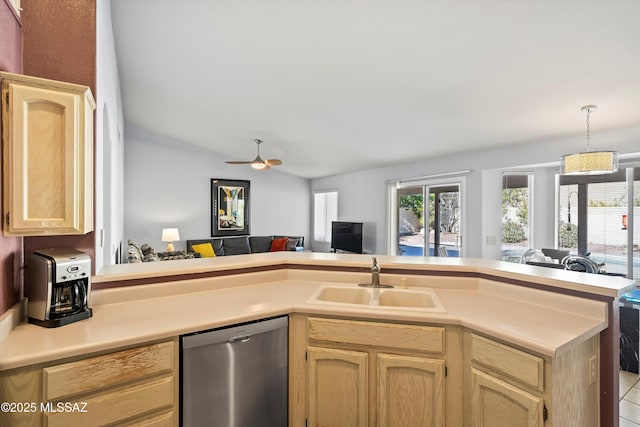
[226,140,281,168]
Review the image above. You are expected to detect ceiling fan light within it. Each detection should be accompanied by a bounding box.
[561,151,618,175]
[227,139,281,170]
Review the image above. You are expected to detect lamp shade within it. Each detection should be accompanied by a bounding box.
[161,228,180,242]
[561,151,618,175]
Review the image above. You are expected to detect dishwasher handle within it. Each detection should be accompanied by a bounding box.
[181,316,288,350]
[228,334,252,343]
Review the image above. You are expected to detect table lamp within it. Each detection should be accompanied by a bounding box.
[161,228,180,252]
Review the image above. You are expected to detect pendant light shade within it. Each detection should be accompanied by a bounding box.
[561,105,618,175]
[561,150,618,175]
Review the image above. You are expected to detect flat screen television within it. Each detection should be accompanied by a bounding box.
[331,221,363,254]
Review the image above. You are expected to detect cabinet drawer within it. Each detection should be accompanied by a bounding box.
[44,340,175,401]
[120,410,175,427]
[470,334,544,392]
[45,376,174,427]
[308,317,445,353]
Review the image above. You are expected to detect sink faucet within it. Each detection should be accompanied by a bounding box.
[371,257,381,286]
[359,257,393,288]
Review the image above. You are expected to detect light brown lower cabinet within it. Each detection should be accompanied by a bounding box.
[464,331,600,427]
[0,338,178,427]
[0,314,603,427]
[290,315,600,427]
[292,315,460,427]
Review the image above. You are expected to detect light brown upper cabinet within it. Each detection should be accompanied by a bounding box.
[1,72,95,236]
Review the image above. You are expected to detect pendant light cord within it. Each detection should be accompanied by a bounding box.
[586,107,591,152]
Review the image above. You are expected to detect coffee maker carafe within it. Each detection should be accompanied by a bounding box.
[26,249,92,328]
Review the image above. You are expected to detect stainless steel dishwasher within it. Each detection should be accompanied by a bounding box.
[181,316,288,427]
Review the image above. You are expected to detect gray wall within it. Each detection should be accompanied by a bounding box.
[124,125,310,252]
[311,124,640,257]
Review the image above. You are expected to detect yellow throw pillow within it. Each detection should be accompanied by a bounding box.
[192,243,216,258]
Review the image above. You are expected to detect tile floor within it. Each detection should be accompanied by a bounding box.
[621,370,640,426]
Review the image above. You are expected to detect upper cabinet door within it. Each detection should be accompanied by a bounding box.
[1,72,95,236]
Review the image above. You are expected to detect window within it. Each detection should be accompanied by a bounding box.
[313,190,338,242]
[501,174,533,263]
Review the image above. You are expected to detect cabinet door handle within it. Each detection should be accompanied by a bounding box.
[228,334,252,343]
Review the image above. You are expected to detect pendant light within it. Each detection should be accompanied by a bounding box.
[561,105,618,175]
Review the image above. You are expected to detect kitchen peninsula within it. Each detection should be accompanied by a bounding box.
[0,252,634,426]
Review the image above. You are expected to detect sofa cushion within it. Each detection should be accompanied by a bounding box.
[285,238,300,251]
[223,236,251,255]
[249,236,273,253]
[270,237,289,252]
[192,243,216,258]
[187,239,224,256]
[274,235,304,250]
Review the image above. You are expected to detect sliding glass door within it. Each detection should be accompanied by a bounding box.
[392,178,464,257]
[558,166,639,282]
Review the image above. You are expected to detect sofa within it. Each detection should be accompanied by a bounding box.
[186,235,304,257]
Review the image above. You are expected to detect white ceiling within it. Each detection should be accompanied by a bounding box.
[110,0,640,179]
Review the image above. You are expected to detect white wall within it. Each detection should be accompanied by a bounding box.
[311,125,640,257]
[96,0,125,272]
[124,125,310,252]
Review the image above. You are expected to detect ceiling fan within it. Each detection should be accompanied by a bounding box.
[225,139,283,170]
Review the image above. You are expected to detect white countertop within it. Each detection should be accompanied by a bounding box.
[96,252,635,298]
[0,254,619,370]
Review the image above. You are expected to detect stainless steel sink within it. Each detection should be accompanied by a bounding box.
[308,285,446,313]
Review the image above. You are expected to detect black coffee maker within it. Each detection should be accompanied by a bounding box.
[25,249,92,328]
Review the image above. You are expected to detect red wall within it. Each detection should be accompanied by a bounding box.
[0,0,24,315]
[0,0,97,316]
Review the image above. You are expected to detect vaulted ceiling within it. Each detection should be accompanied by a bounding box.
[110,0,640,178]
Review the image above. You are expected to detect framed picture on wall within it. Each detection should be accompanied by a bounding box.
[211,179,250,237]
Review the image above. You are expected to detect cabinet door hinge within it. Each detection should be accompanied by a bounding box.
[543,404,548,421]
[305,351,308,361]
[444,365,447,377]
[4,92,8,106]
[5,212,8,225]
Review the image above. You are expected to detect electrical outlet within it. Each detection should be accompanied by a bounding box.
[588,355,598,385]
[486,235,497,246]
